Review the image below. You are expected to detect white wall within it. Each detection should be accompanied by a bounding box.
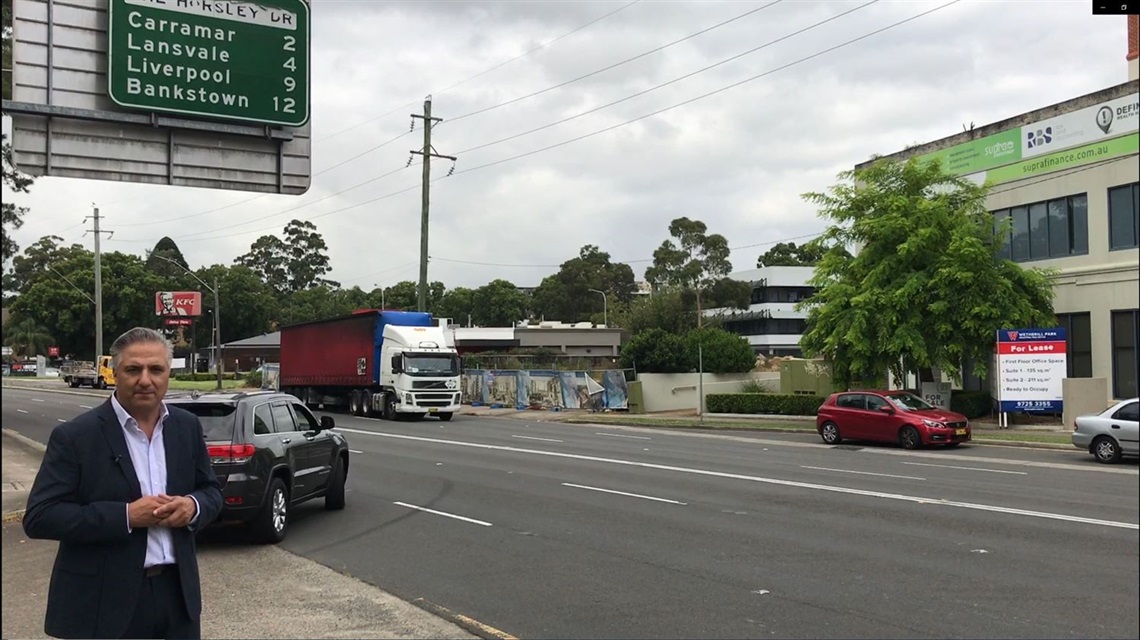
[638,372,780,413]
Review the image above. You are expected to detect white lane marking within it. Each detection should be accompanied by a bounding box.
[334,427,1139,530]
[392,502,492,527]
[801,466,925,481]
[57,419,66,423]
[511,435,564,443]
[348,449,363,454]
[862,447,1136,475]
[902,461,1028,475]
[32,398,44,402]
[562,482,686,505]
[595,432,651,440]
[16,409,28,413]
[79,405,93,409]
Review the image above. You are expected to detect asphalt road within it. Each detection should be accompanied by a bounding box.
[4,385,1138,639]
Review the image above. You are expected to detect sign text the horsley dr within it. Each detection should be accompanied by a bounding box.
[108,0,311,127]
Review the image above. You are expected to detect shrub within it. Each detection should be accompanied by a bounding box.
[245,370,263,389]
[706,393,826,416]
[173,372,241,382]
[685,327,755,374]
[951,391,993,419]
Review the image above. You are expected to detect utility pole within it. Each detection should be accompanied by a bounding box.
[84,205,113,361]
[411,95,456,312]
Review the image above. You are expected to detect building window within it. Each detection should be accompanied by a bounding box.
[723,318,807,335]
[1056,312,1092,378]
[1111,309,1140,399]
[992,193,1087,262]
[749,286,815,305]
[1108,183,1140,250]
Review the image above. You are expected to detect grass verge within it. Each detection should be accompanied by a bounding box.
[168,379,249,391]
[972,432,1071,445]
[562,414,815,432]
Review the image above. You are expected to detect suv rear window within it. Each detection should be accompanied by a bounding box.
[171,402,238,441]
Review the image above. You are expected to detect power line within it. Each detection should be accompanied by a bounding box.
[315,0,643,143]
[110,0,960,247]
[449,0,962,178]
[453,0,876,156]
[443,0,783,127]
[110,2,638,231]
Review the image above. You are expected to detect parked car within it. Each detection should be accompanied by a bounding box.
[165,390,350,543]
[816,390,971,449]
[1071,398,1139,464]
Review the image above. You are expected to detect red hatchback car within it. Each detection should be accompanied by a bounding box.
[815,390,971,449]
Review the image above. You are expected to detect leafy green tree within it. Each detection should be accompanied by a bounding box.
[644,217,732,326]
[530,245,637,323]
[373,280,444,311]
[191,264,278,346]
[685,326,754,374]
[3,314,54,358]
[703,277,752,311]
[798,157,1056,388]
[1,135,32,264]
[236,220,337,295]
[619,328,691,373]
[471,279,527,327]
[435,286,475,324]
[145,236,191,280]
[622,289,697,336]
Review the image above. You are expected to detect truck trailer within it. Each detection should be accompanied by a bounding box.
[279,310,462,421]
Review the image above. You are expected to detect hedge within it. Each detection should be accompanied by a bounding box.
[173,372,243,382]
[706,390,994,419]
[949,391,993,419]
[707,393,826,416]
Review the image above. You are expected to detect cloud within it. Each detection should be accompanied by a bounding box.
[3,0,1131,296]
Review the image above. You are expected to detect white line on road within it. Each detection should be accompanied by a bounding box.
[595,432,651,440]
[511,435,564,443]
[79,405,93,409]
[861,447,1135,475]
[562,482,686,505]
[32,398,44,402]
[349,449,363,454]
[333,427,1139,531]
[57,419,66,423]
[902,461,1028,475]
[393,502,492,527]
[801,466,925,481]
[16,409,28,413]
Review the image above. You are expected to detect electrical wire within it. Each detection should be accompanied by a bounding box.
[449,0,962,177]
[443,0,783,126]
[453,0,876,156]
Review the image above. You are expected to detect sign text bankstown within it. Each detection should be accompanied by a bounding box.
[108,0,311,127]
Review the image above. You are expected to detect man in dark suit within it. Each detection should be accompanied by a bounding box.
[24,327,223,639]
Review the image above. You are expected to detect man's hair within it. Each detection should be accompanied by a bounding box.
[109,327,173,369]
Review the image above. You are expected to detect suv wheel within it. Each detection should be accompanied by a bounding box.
[325,456,347,510]
[252,477,289,544]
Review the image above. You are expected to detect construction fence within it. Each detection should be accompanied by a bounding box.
[462,369,633,411]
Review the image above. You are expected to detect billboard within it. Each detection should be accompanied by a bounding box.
[155,291,203,317]
[996,328,1067,413]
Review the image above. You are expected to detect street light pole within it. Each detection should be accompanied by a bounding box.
[588,289,608,327]
[154,256,222,390]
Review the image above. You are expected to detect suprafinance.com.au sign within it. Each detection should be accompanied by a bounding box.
[107,0,311,127]
[915,93,1138,185]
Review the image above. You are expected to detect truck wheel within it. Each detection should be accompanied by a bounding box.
[382,393,396,421]
[438,412,453,422]
[349,390,361,416]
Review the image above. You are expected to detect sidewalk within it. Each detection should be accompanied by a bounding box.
[1,430,481,640]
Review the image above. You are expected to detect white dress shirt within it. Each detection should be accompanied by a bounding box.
[112,394,199,568]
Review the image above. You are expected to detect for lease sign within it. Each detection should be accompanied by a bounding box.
[996,328,1066,412]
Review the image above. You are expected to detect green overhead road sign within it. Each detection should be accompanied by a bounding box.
[108,0,311,127]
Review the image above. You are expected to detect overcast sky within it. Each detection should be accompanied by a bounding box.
[2,0,1131,291]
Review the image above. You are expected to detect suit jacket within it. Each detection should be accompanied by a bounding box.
[23,399,223,639]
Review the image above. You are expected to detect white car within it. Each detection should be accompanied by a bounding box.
[1072,398,1139,464]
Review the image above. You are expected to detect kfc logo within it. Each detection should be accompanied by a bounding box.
[155,291,203,317]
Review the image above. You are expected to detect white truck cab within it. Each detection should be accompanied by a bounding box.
[378,324,462,420]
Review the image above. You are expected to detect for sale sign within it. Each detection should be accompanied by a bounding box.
[996,328,1066,412]
[155,291,203,317]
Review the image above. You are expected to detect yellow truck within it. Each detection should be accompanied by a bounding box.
[60,356,116,389]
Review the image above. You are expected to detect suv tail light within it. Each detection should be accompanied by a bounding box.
[207,444,256,464]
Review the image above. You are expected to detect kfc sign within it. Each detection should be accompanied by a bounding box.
[155,291,203,317]
[48,346,60,357]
